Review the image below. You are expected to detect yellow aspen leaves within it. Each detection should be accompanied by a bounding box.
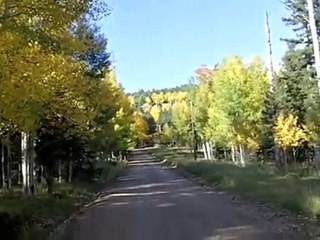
[132,112,149,142]
[274,113,308,149]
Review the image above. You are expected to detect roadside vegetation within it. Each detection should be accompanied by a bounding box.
[0,160,125,239]
[152,147,320,221]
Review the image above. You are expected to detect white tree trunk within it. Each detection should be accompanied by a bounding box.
[239,145,245,166]
[209,142,215,161]
[58,159,62,183]
[21,132,31,195]
[231,145,236,163]
[202,143,208,159]
[206,142,211,160]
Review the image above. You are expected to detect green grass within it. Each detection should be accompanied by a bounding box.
[155,148,320,220]
[0,160,126,239]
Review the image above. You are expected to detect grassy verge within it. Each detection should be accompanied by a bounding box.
[0,160,126,240]
[153,148,320,221]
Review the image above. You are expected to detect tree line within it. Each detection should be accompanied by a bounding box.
[0,0,139,196]
[132,0,320,169]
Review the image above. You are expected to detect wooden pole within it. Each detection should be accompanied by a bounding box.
[265,11,275,91]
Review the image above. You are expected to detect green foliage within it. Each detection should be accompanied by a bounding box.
[276,49,316,123]
[163,149,320,218]
[282,0,320,50]
[205,56,268,149]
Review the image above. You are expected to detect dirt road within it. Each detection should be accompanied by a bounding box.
[62,151,309,240]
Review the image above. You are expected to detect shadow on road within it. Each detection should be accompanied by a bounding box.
[61,152,307,240]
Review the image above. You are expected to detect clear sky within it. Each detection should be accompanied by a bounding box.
[99,0,293,93]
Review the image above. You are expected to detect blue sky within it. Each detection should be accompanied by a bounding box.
[100,0,293,93]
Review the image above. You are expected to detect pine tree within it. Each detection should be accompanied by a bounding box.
[278,0,320,165]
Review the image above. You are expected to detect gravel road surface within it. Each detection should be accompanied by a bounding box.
[62,151,309,240]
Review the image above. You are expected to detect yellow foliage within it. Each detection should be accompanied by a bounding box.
[150,105,161,122]
[274,113,308,149]
[132,112,149,142]
[160,124,173,143]
[0,43,91,134]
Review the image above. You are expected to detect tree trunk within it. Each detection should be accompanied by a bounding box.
[68,160,73,183]
[21,132,30,195]
[235,145,240,163]
[37,164,45,184]
[283,148,289,171]
[203,143,208,160]
[275,145,282,168]
[231,145,236,163]
[206,142,211,160]
[6,145,11,189]
[193,139,197,161]
[1,144,5,189]
[314,144,320,169]
[293,148,297,169]
[18,161,22,185]
[239,145,245,166]
[46,175,54,194]
[58,159,62,183]
[28,134,35,195]
[209,142,215,161]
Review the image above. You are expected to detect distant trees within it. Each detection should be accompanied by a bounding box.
[131,0,320,169]
[131,89,192,147]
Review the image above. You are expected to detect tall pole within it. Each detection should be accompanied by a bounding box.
[265,11,275,91]
[307,0,320,92]
[265,11,281,165]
